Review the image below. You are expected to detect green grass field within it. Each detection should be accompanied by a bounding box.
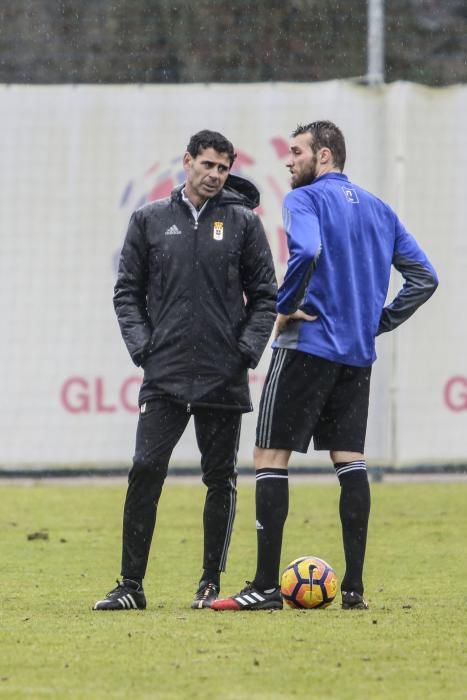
[2,479,466,699]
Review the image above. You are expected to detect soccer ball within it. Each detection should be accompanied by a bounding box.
[280,556,338,609]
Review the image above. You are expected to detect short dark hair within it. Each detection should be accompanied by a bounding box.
[186,130,237,167]
[292,121,346,170]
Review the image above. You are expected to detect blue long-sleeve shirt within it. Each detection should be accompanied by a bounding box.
[274,172,438,367]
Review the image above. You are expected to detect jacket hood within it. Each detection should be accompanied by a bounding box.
[171,174,260,210]
[223,174,260,209]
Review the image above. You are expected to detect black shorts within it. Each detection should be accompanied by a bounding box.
[256,348,372,453]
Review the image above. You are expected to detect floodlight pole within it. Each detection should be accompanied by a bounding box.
[367,0,385,84]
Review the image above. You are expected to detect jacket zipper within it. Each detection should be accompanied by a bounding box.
[190,216,199,409]
[185,199,211,409]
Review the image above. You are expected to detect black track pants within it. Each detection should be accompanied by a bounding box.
[121,399,241,580]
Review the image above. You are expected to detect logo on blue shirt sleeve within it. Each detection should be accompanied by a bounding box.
[342,186,359,204]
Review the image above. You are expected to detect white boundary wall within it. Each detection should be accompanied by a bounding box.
[0,81,465,470]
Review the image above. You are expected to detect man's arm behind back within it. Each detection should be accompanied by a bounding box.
[377,218,438,335]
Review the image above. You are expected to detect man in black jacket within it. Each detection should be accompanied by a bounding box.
[93,130,277,611]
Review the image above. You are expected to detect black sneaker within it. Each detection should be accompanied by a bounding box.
[191,581,219,609]
[93,579,146,611]
[341,590,368,610]
[211,581,283,611]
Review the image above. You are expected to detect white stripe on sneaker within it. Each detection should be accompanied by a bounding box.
[235,592,266,606]
[126,594,137,609]
[118,595,137,609]
[243,595,257,604]
[236,596,249,606]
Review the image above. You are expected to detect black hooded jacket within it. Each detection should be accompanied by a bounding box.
[114,175,277,411]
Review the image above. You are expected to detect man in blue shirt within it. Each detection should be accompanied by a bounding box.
[212,120,438,611]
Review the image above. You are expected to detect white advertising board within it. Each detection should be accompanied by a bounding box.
[0,82,465,469]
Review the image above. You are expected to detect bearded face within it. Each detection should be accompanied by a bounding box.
[290,151,319,189]
[286,133,321,189]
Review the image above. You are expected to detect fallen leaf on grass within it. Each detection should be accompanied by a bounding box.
[27,532,49,541]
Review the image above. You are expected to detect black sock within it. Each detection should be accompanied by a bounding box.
[253,468,289,591]
[123,577,143,588]
[201,570,220,588]
[334,461,370,595]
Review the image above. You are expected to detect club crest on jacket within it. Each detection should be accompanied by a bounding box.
[213,221,224,241]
